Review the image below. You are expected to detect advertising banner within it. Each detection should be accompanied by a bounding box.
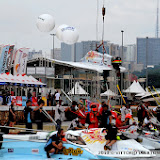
[31,97,38,106]
[6,45,15,72]
[0,45,10,73]
[0,96,3,105]
[42,96,47,106]
[11,96,17,105]
[16,96,22,106]
[81,50,112,66]
[22,96,27,106]
[0,45,4,58]
[14,48,29,75]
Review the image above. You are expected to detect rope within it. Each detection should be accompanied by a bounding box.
[152,85,160,99]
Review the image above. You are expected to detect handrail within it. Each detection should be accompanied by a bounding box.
[61,89,72,102]
[42,109,57,126]
[0,125,48,132]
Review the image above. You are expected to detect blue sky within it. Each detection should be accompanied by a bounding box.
[0,0,157,53]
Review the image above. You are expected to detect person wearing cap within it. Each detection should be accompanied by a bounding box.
[86,107,99,129]
[99,104,112,129]
[67,117,86,130]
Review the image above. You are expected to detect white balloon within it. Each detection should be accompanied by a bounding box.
[56,24,69,41]
[61,26,79,45]
[36,14,55,32]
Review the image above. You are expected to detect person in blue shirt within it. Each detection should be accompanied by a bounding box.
[24,100,43,130]
[44,128,64,158]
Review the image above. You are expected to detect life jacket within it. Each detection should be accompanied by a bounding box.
[88,112,99,129]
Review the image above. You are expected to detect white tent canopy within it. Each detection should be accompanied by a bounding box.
[100,89,117,97]
[68,82,89,95]
[123,80,145,94]
[0,73,45,86]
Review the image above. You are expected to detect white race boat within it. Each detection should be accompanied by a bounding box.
[118,125,160,151]
[0,128,155,159]
[65,128,154,158]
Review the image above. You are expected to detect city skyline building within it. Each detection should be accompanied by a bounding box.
[51,48,61,60]
[137,38,160,66]
[123,44,136,63]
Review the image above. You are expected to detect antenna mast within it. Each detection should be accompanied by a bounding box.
[156,0,159,38]
[96,0,99,41]
[95,0,107,63]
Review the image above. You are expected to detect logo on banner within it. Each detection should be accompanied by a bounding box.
[81,50,112,66]
[16,96,22,106]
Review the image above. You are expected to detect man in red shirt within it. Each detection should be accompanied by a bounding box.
[116,114,128,128]
[86,108,99,129]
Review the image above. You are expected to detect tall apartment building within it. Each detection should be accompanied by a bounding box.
[123,44,136,62]
[137,38,160,66]
[51,48,61,60]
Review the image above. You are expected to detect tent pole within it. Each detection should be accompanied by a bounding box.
[85,71,87,99]
[21,87,23,97]
[74,68,75,96]
[26,87,28,98]
[69,68,71,99]
[71,68,73,101]
[87,71,89,100]
[97,71,100,100]
[91,71,92,100]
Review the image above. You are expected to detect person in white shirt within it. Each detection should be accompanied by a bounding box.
[54,100,65,130]
[153,105,160,122]
[67,117,86,130]
[55,91,60,104]
[121,103,130,123]
[143,116,151,126]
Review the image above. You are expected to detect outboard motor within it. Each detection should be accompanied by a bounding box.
[0,132,3,149]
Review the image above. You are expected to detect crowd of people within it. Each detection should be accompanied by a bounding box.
[7,99,45,131]
[49,99,160,155]
[3,96,160,158]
